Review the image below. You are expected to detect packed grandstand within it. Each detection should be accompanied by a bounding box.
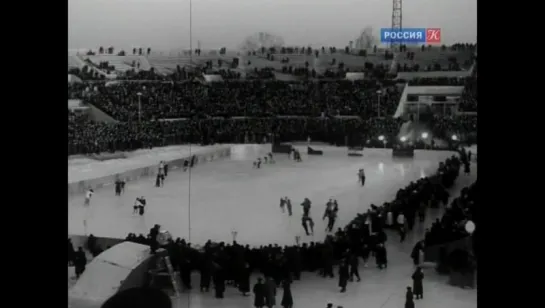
[68,43,477,308]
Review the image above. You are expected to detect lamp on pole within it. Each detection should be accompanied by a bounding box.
[376,89,382,118]
[137,92,142,124]
[378,135,386,148]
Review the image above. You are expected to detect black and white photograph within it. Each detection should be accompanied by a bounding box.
[68,0,477,307]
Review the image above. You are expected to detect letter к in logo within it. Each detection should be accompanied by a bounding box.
[426,28,441,43]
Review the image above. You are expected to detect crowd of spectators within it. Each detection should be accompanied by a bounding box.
[67,80,401,121]
[67,73,478,156]
[67,116,403,155]
[424,181,477,248]
[430,114,477,142]
[458,76,477,112]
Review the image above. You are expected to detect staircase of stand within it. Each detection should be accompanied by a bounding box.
[148,54,235,75]
[75,55,116,79]
[68,55,87,69]
[82,55,152,74]
[393,82,410,118]
[389,52,400,75]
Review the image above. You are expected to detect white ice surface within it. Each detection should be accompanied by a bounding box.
[69,146,463,245]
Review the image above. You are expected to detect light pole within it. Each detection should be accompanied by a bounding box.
[421,132,429,149]
[378,135,386,148]
[190,0,193,64]
[137,92,142,124]
[376,89,382,118]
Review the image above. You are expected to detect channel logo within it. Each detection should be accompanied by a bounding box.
[380,28,441,44]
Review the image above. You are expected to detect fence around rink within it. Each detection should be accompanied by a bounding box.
[68,146,231,196]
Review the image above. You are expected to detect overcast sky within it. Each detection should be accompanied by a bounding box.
[69,0,476,52]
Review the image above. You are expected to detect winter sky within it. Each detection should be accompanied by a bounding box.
[68,0,476,51]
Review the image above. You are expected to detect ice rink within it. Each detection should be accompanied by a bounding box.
[68,144,477,308]
[69,145,459,244]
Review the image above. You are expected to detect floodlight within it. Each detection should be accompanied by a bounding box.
[465,220,475,234]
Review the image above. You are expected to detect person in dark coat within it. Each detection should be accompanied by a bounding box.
[200,260,212,292]
[464,161,470,175]
[405,287,415,308]
[338,259,349,293]
[361,243,370,267]
[74,247,87,278]
[114,179,122,196]
[213,267,226,298]
[164,163,169,177]
[280,280,293,308]
[253,278,267,308]
[155,174,161,187]
[412,267,424,299]
[239,263,251,296]
[68,239,75,266]
[399,224,407,242]
[375,243,388,269]
[348,253,360,282]
[180,259,192,290]
[411,242,422,266]
[87,234,97,252]
[264,277,277,308]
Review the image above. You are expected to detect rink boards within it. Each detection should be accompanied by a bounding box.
[68,145,231,196]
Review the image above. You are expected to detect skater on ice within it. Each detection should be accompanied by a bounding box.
[163,161,169,177]
[358,169,366,186]
[301,198,311,216]
[133,197,142,214]
[155,172,163,187]
[134,196,146,216]
[325,210,337,232]
[286,197,292,216]
[323,199,334,220]
[253,158,262,169]
[190,155,196,168]
[307,216,314,234]
[84,188,94,206]
[159,161,165,176]
[301,216,314,236]
[324,199,339,220]
[279,197,286,213]
[115,178,122,196]
[267,152,275,164]
[292,149,302,162]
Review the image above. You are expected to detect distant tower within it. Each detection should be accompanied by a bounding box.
[391,0,402,50]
